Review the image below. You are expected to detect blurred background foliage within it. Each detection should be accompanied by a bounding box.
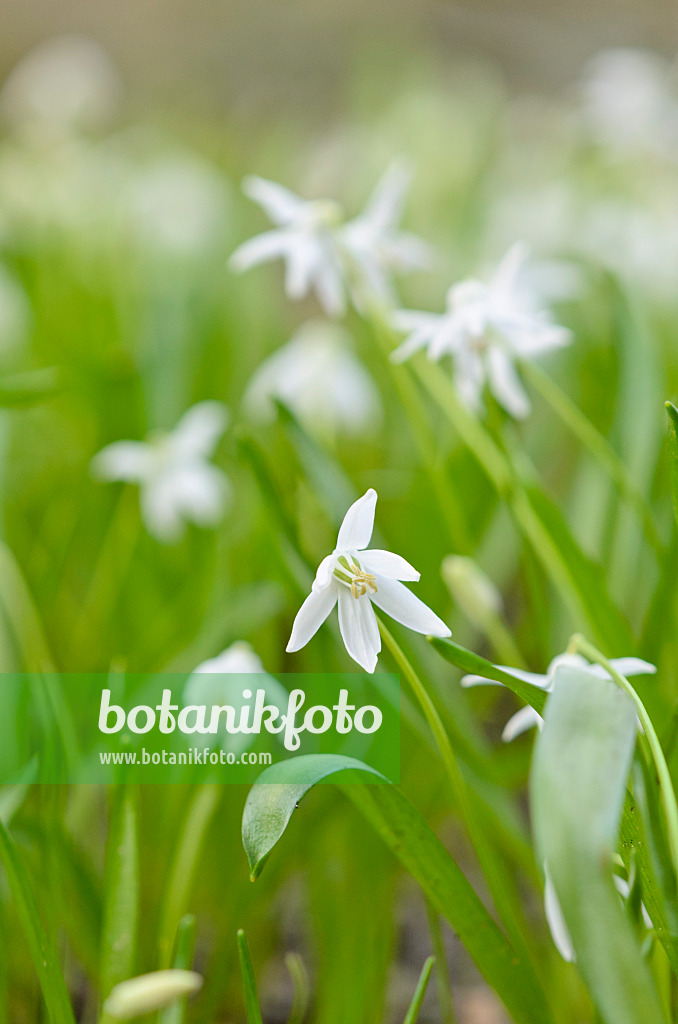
[0,3,678,1023]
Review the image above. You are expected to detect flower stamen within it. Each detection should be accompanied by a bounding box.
[349,563,378,599]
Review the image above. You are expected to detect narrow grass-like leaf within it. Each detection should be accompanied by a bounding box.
[284,952,310,1024]
[243,755,553,1024]
[666,402,678,530]
[428,637,547,714]
[237,930,263,1024]
[531,666,665,1024]
[402,957,435,1024]
[157,786,220,968]
[100,788,139,1006]
[0,367,62,407]
[0,818,76,1024]
[159,916,197,1024]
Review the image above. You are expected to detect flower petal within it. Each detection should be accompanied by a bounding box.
[370,576,450,637]
[357,158,412,232]
[336,488,378,551]
[502,704,543,742]
[360,549,420,581]
[287,585,338,653]
[486,346,531,419]
[91,441,154,482]
[461,667,549,689]
[242,176,306,225]
[608,657,657,677]
[170,401,228,461]
[230,230,294,272]
[337,588,380,672]
[544,867,576,963]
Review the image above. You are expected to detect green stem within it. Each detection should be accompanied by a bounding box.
[425,902,457,1024]
[522,362,663,558]
[570,633,678,880]
[377,617,535,964]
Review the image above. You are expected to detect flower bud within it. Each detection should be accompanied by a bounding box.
[103,969,202,1019]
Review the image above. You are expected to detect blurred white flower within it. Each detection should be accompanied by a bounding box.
[124,154,229,257]
[287,488,450,673]
[230,160,428,316]
[184,641,289,754]
[91,401,230,543]
[104,969,202,1019]
[579,48,678,156]
[0,265,31,358]
[391,242,571,418]
[461,651,656,742]
[0,35,121,141]
[244,320,381,436]
[340,158,432,308]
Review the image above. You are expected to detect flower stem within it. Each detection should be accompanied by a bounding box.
[570,632,678,880]
[377,616,535,963]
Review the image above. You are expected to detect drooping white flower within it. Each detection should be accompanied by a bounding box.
[91,401,230,543]
[230,161,429,317]
[578,48,678,156]
[184,642,289,755]
[391,242,571,418]
[0,35,121,141]
[287,488,450,673]
[244,320,381,437]
[461,651,656,742]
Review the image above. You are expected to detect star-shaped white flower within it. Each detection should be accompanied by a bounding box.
[391,242,571,418]
[244,320,381,437]
[286,488,450,673]
[230,161,429,317]
[461,651,656,742]
[91,401,230,543]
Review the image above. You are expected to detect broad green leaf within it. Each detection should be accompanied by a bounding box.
[530,666,665,1024]
[243,754,553,1024]
[237,930,263,1024]
[100,788,139,1007]
[0,818,76,1024]
[402,957,434,1024]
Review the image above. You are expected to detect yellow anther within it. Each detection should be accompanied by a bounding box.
[349,563,378,600]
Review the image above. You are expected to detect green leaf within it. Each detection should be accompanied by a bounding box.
[243,754,553,1024]
[237,930,263,1024]
[0,818,76,1024]
[284,952,310,1024]
[530,666,665,1024]
[158,916,197,1024]
[0,368,62,408]
[428,636,547,714]
[403,957,435,1024]
[100,788,139,1006]
[666,402,678,530]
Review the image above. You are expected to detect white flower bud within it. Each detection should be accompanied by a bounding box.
[441,556,502,629]
[103,969,202,1019]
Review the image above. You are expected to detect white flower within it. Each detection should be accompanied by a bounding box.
[91,401,230,543]
[391,242,571,418]
[244,320,381,437]
[461,651,656,742]
[0,35,121,141]
[578,48,678,156]
[230,160,429,317]
[124,153,229,257]
[286,488,450,673]
[184,642,289,755]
